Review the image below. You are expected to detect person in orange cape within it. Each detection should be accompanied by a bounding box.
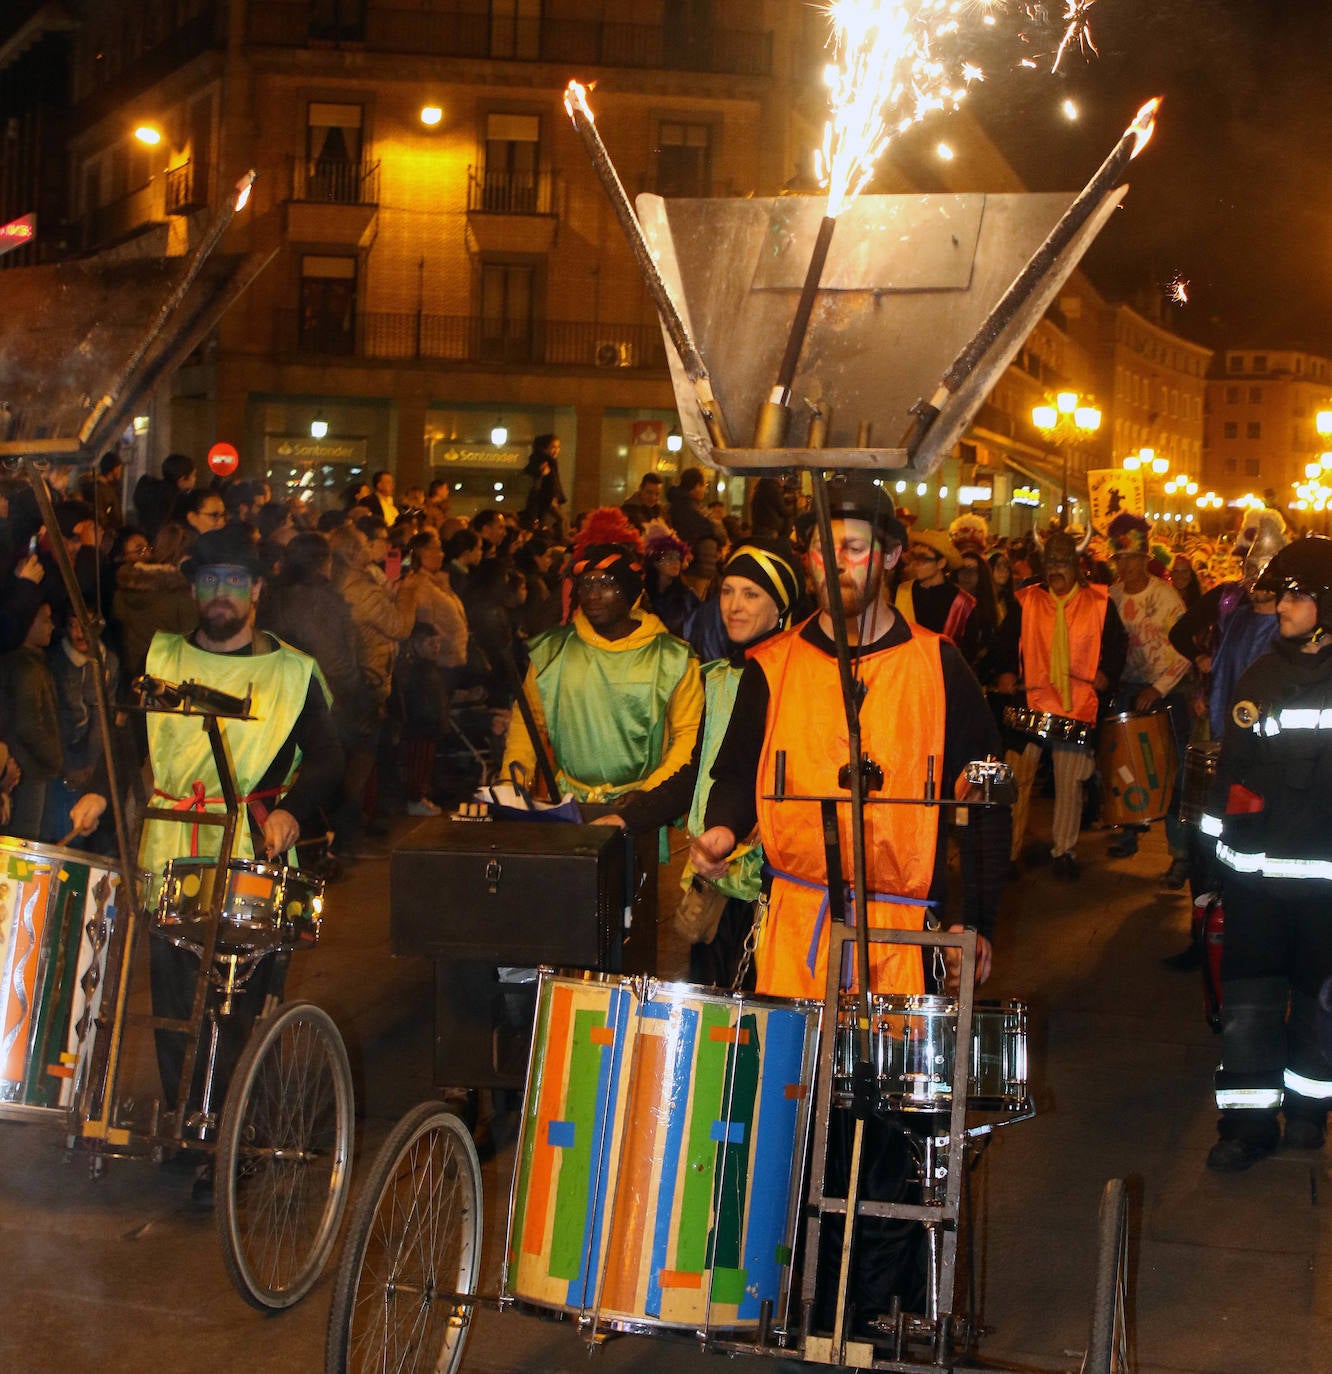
[690,477,1009,1001]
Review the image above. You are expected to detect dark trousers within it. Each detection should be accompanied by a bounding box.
[1217,877,1332,1143]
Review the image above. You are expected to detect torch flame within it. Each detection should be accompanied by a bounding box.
[564,80,594,124]
[233,172,255,213]
[1128,96,1162,159]
[817,1,992,220]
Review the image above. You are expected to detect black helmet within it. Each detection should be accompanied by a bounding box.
[1254,535,1332,627]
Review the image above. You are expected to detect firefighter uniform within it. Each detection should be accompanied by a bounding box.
[1203,538,1332,1169]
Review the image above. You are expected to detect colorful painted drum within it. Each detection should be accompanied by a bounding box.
[833,994,1030,1113]
[152,856,323,954]
[1097,709,1177,825]
[504,970,821,1333]
[0,837,125,1118]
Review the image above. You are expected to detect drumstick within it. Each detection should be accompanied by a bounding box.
[58,829,79,847]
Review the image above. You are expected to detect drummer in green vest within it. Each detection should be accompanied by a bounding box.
[596,540,804,988]
[71,524,341,867]
[69,525,341,1187]
[501,508,703,804]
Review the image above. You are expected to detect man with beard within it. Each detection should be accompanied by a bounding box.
[692,477,1007,1000]
[501,508,702,802]
[69,526,341,1195]
[689,476,1009,1338]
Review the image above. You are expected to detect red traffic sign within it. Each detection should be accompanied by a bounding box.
[207,441,240,476]
[0,213,35,258]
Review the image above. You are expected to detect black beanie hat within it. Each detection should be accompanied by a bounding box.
[722,540,803,622]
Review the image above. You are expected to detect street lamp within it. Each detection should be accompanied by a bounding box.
[1032,391,1101,528]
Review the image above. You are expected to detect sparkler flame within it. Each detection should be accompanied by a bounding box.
[1127,96,1161,158]
[233,172,255,213]
[816,1,991,219]
[1051,0,1099,74]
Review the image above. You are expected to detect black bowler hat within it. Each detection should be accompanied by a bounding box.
[182,525,264,580]
[797,474,908,552]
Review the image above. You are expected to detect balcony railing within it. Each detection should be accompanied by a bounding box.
[165,160,208,215]
[467,167,558,216]
[289,157,381,205]
[274,310,667,370]
[247,4,772,78]
[79,179,162,252]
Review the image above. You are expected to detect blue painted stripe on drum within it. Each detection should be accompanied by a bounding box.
[568,984,632,1310]
[646,1003,698,1318]
[738,1008,807,1319]
[639,1000,672,1019]
[710,1119,747,1145]
[547,1120,575,1148]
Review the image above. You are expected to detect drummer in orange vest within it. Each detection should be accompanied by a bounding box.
[690,476,1009,1001]
[992,529,1127,881]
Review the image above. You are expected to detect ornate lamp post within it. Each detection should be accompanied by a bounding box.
[1032,391,1101,529]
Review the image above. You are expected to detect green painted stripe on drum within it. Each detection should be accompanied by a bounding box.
[26,862,87,1104]
[676,1002,731,1273]
[775,1242,792,1264]
[507,978,554,1271]
[549,1005,606,1280]
[711,1266,747,1306]
[711,1012,759,1280]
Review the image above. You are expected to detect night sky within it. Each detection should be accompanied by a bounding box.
[969,0,1332,356]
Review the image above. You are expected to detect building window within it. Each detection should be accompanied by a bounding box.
[478,260,535,362]
[1223,422,1238,439]
[1228,355,1243,372]
[298,255,357,354]
[1244,458,1260,476]
[1253,354,1267,372]
[1246,421,1261,440]
[1225,386,1239,404]
[306,103,364,203]
[490,0,541,60]
[1224,457,1237,474]
[1248,386,1263,403]
[655,121,712,197]
[481,113,541,212]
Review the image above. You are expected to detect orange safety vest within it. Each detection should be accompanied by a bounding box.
[749,619,946,1000]
[1017,582,1108,724]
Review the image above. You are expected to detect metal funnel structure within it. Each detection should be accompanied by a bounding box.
[637,187,1125,475]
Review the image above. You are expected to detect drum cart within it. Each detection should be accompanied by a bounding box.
[0,674,355,1313]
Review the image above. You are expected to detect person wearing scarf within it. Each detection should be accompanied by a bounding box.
[598,539,804,987]
[993,530,1127,881]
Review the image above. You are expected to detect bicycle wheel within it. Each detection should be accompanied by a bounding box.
[216,1001,356,1311]
[1084,1177,1133,1374]
[326,1102,483,1374]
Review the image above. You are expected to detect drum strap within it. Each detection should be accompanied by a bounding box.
[154,782,284,856]
[766,865,940,977]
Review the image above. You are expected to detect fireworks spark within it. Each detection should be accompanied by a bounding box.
[1167,273,1190,306]
[816,1,994,218]
[1051,0,1098,73]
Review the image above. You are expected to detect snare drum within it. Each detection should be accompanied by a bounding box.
[834,993,1030,1113]
[152,857,323,954]
[1002,705,1095,750]
[1097,710,1177,825]
[1179,740,1221,825]
[505,970,821,1333]
[0,837,125,1118]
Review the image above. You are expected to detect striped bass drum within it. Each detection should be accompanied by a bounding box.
[504,970,821,1334]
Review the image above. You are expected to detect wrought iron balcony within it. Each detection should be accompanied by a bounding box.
[273,310,667,371]
[165,160,208,215]
[467,167,558,216]
[247,4,772,78]
[289,157,381,205]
